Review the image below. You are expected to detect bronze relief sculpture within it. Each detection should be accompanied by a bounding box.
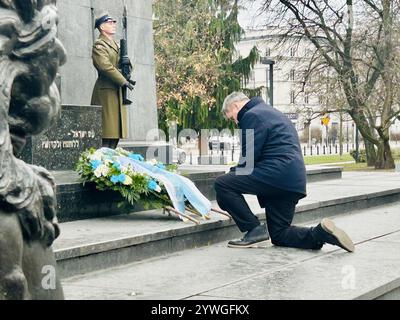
[0,0,66,299]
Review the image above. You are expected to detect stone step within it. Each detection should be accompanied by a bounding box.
[61,202,400,300]
[53,171,400,279]
[53,165,342,222]
[178,164,343,183]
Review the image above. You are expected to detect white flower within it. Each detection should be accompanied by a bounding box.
[121,164,135,175]
[94,169,102,178]
[88,152,102,161]
[123,175,133,186]
[147,159,158,166]
[104,159,113,165]
[94,165,110,178]
[115,147,129,156]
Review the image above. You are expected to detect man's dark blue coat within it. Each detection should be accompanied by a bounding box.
[235,97,307,198]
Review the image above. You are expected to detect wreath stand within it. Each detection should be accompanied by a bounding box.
[163,206,231,225]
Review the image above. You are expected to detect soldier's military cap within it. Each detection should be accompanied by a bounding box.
[95,13,116,29]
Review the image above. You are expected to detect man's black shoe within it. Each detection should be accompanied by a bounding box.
[228,224,270,248]
[312,218,355,252]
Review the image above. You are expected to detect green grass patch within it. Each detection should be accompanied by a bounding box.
[393,149,400,161]
[340,162,375,172]
[303,154,354,165]
[340,162,398,172]
[304,148,400,171]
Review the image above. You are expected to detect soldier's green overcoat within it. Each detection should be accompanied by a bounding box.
[91,34,128,139]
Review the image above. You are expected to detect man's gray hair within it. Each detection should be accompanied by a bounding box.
[222,92,249,115]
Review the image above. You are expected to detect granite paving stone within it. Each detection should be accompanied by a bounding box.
[54,172,400,255]
[199,239,400,300]
[61,201,400,300]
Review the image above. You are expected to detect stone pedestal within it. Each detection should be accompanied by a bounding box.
[118,141,173,164]
[19,105,102,171]
[52,169,225,222]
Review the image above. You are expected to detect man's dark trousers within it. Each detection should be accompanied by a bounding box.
[215,172,322,250]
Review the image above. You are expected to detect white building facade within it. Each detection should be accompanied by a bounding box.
[235,28,358,148]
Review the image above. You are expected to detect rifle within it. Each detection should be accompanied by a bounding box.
[120,4,135,105]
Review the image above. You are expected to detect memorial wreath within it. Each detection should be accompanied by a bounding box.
[76,147,229,223]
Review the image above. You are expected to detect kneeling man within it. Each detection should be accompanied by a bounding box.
[215,92,354,252]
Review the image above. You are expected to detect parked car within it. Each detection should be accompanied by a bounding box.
[208,135,240,150]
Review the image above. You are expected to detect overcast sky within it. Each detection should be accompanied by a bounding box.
[238,0,359,30]
[238,0,266,29]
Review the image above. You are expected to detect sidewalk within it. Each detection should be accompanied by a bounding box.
[54,171,398,260]
[57,171,400,299]
[61,200,400,300]
[178,163,349,173]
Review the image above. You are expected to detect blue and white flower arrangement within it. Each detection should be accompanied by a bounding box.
[76,147,227,223]
[76,147,175,209]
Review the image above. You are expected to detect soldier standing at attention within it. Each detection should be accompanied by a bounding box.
[91,13,134,149]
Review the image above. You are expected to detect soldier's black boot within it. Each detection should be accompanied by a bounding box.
[228,224,270,248]
[311,218,355,252]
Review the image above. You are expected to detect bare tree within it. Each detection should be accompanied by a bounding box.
[254,0,400,168]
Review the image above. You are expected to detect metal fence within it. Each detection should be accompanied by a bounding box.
[184,142,369,165]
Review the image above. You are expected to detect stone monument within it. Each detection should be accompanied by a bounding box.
[19,1,169,168]
[0,0,65,299]
[57,0,165,159]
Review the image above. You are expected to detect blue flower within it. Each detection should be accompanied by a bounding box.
[90,160,102,170]
[110,175,120,184]
[113,162,122,171]
[147,180,159,191]
[117,174,126,183]
[128,153,144,161]
[156,163,166,170]
[110,174,126,184]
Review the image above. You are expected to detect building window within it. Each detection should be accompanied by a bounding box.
[249,70,255,82]
[290,69,295,81]
[265,47,271,56]
[290,47,296,57]
[305,92,309,104]
[290,91,296,104]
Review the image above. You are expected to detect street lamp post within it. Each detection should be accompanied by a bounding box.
[355,125,360,162]
[346,120,349,152]
[261,57,275,107]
